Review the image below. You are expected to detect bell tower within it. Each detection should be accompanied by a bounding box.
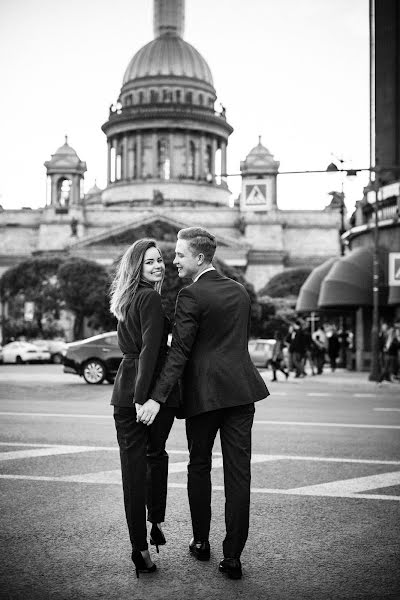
[44,137,87,213]
[240,136,280,212]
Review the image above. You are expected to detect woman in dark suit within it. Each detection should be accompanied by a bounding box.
[109,238,178,577]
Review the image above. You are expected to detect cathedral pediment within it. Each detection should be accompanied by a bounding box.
[68,213,248,253]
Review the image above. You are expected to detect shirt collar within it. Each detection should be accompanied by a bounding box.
[193,266,215,283]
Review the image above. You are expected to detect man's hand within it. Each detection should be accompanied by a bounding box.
[136,399,160,425]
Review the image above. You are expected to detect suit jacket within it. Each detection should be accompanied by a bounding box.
[152,270,269,418]
[110,281,179,408]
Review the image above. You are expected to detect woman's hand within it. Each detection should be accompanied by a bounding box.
[136,399,160,425]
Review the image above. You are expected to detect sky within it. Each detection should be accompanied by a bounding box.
[0,0,370,213]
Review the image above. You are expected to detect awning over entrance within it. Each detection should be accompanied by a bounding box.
[388,285,400,305]
[318,247,377,308]
[296,257,338,312]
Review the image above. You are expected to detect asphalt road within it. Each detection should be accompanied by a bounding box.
[0,364,399,600]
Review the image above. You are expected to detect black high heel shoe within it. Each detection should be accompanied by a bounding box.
[131,550,157,578]
[150,523,166,553]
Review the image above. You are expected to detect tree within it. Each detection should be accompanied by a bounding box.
[0,257,63,338]
[58,258,116,339]
[258,267,312,298]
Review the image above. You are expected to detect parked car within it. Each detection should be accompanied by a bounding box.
[30,339,68,364]
[1,341,51,364]
[63,331,122,384]
[248,338,276,368]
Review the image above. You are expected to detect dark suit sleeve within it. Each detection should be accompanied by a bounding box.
[151,287,199,403]
[133,290,165,405]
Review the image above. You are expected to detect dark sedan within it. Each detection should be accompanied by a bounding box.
[63,332,122,384]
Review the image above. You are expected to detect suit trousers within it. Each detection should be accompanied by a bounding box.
[114,405,175,551]
[185,402,255,559]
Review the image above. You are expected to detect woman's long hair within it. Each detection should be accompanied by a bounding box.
[109,238,164,321]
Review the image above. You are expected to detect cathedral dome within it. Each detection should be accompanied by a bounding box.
[123,34,214,87]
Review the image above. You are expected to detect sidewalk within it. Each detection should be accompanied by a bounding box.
[265,368,400,388]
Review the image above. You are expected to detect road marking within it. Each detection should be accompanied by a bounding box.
[354,393,377,398]
[254,420,400,429]
[1,472,399,501]
[270,392,287,396]
[1,444,400,465]
[1,413,399,429]
[0,445,100,462]
[307,393,333,397]
[0,412,110,419]
[374,408,400,412]
[290,471,400,496]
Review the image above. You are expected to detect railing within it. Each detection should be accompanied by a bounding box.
[106,103,229,124]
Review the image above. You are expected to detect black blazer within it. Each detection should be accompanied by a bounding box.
[111,281,179,408]
[152,270,269,418]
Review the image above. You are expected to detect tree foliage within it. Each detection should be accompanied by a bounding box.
[0,256,116,341]
[0,257,63,336]
[258,267,312,298]
[57,258,116,339]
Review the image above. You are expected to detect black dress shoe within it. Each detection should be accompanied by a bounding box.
[219,558,242,580]
[189,538,210,561]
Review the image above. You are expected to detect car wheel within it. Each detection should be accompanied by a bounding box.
[52,353,63,364]
[16,355,24,364]
[82,359,106,384]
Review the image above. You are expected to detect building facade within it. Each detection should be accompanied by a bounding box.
[0,0,341,291]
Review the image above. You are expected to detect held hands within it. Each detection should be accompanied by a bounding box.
[135,399,160,425]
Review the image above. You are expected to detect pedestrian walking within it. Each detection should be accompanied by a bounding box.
[312,325,328,374]
[109,239,180,577]
[139,227,269,580]
[271,331,289,381]
[327,326,340,372]
[289,321,307,377]
[379,323,399,382]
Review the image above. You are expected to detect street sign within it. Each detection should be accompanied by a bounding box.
[388,253,400,286]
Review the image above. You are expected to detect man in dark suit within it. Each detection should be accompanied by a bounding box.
[137,227,269,579]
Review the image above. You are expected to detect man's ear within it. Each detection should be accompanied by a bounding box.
[198,253,205,265]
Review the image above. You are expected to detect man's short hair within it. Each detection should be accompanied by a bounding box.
[177,227,217,263]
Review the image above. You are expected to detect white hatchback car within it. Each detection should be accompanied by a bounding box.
[248,338,276,368]
[1,341,51,364]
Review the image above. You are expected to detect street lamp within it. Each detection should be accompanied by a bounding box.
[368,177,380,382]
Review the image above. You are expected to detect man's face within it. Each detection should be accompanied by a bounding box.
[173,238,200,279]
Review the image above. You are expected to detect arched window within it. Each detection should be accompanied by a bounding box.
[57,178,71,209]
[198,94,203,106]
[138,91,144,104]
[208,97,214,108]
[176,89,181,103]
[188,141,196,178]
[163,89,171,102]
[150,89,158,103]
[157,138,170,180]
[125,94,132,106]
[185,91,192,104]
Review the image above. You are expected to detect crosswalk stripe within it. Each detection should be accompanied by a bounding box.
[0,473,398,501]
[1,413,398,429]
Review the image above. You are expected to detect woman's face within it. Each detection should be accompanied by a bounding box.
[141,246,165,284]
